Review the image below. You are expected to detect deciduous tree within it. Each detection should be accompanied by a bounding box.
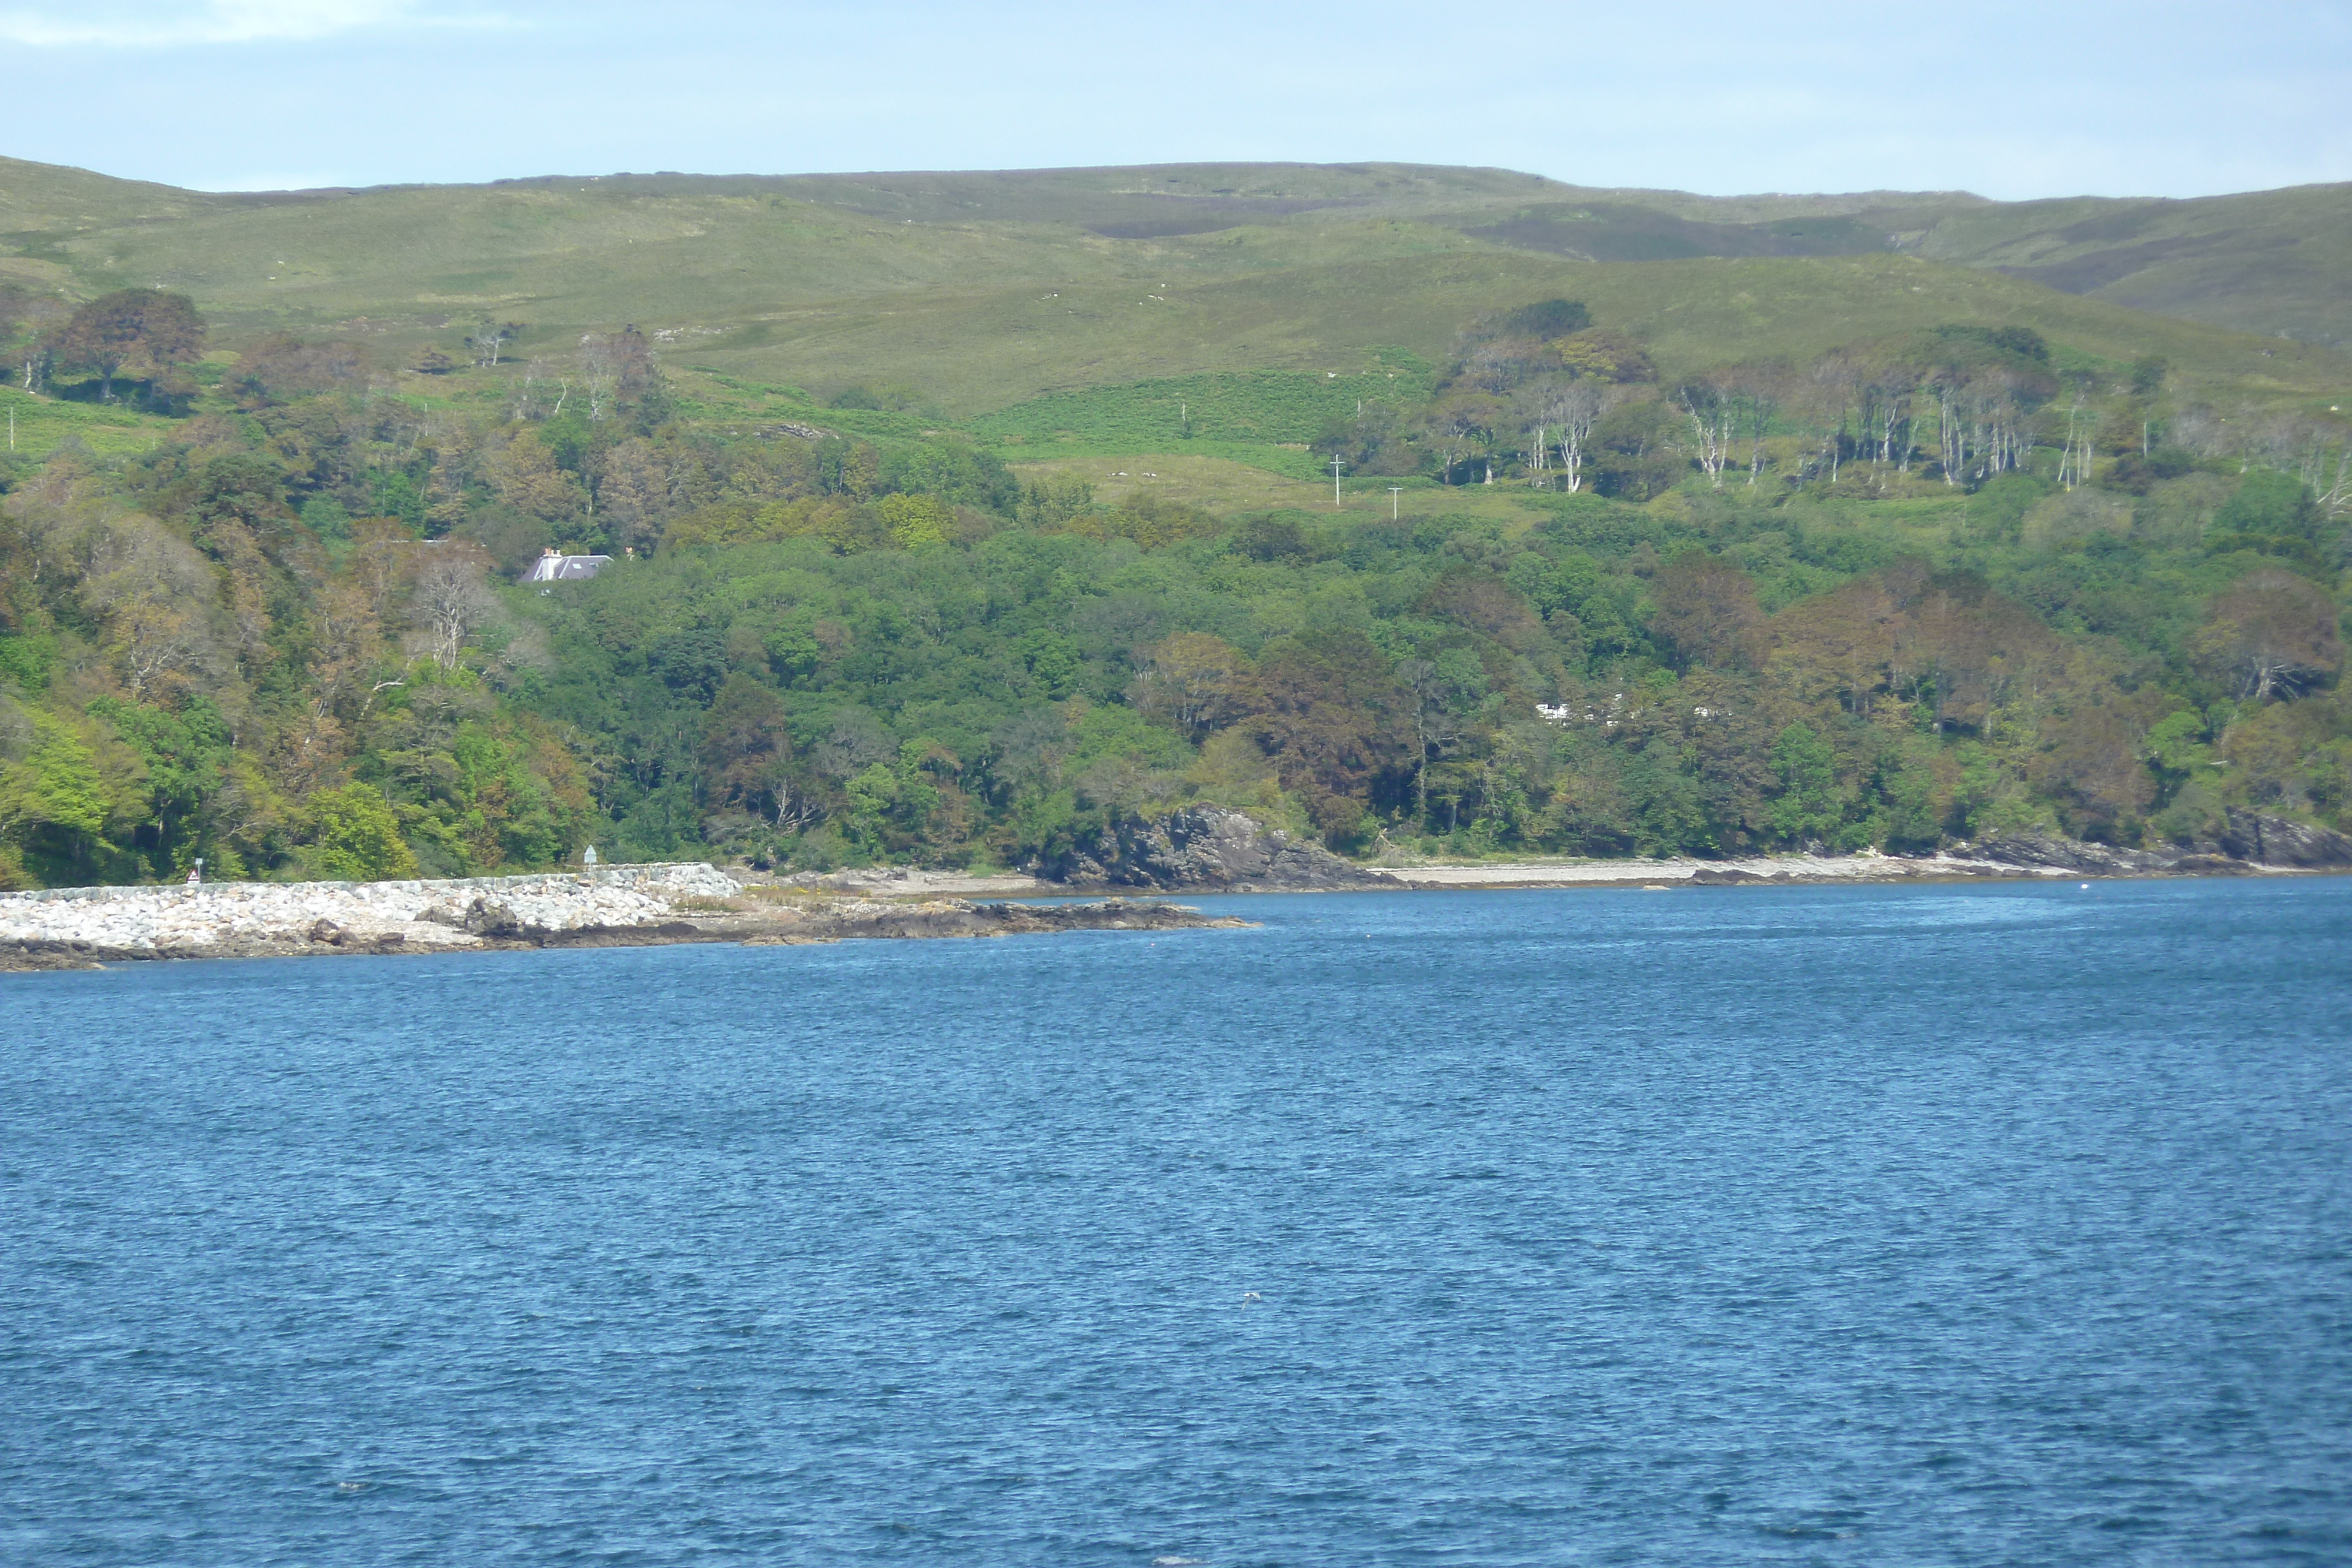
[1651,552,1763,670]
[2190,569,2343,702]
[410,543,502,671]
[54,290,203,402]
[1128,633,1250,741]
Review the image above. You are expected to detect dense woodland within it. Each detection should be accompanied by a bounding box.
[2,285,2349,887]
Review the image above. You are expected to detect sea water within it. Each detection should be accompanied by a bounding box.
[2,879,2347,1566]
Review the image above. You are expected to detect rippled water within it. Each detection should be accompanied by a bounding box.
[4,879,2349,1566]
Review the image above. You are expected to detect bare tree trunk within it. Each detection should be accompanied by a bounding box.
[1679,386,1732,488]
[1936,383,1963,486]
[1548,381,1604,494]
[2057,396,2084,489]
[1745,389,1773,486]
[2321,445,2352,520]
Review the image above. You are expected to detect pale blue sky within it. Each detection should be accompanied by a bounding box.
[2,0,2346,199]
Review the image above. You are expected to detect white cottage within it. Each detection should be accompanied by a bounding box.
[520,549,613,584]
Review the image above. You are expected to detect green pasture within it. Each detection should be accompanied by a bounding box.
[972,361,1432,449]
[0,386,182,460]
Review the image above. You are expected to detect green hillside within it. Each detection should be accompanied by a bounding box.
[5,156,2352,892]
[1906,184,2352,345]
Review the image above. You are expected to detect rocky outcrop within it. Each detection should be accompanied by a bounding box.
[1686,866,1787,884]
[742,897,1248,944]
[1035,806,1401,891]
[1970,813,2352,875]
[769,867,1045,896]
[1969,834,2180,875]
[2211,810,2352,869]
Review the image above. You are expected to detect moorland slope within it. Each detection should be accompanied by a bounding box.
[4,158,2348,413]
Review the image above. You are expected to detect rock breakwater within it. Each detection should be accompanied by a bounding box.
[0,865,1248,971]
[1,864,745,968]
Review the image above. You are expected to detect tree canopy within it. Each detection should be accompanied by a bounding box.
[53,290,203,403]
[2,288,2348,888]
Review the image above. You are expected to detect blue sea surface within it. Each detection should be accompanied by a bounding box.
[3,878,2349,1566]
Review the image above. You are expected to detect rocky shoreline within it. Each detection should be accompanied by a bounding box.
[0,864,1246,972]
[8,806,2346,972]
[1028,804,2352,892]
[1035,805,1399,891]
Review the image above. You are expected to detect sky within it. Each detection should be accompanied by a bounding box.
[1,0,2346,200]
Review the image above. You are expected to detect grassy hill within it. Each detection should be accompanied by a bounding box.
[696,248,2341,417]
[1905,184,2352,345]
[4,157,2348,425]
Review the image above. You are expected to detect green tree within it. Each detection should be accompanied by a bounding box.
[1623,740,1710,855]
[1768,721,1843,844]
[88,696,232,875]
[193,452,295,547]
[1498,298,1592,339]
[700,674,796,822]
[1013,628,1083,698]
[0,710,112,843]
[305,783,420,881]
[876,492,954,549]
[843,763,899,855]
[2211,471,2322,549]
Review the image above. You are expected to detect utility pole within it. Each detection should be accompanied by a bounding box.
[1329,454,1345,507]
[1388,484,1403,520]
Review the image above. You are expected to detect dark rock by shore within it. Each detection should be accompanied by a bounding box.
[1968,811,2352,877]
[1034,805,1399,892]
[2211,810,2352,869]
[742,897,1248,945]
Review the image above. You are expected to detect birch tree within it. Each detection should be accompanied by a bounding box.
[1394,657,1462,820]
[1532,379,1609,493]
[1677,380,1734,489]
[579,333,617,422]
[8,295,66,392]
[467,316,518,367]
[2056,386,2096,491]
[410,545,501,671]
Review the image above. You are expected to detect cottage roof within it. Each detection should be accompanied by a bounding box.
[522,551,613,584]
